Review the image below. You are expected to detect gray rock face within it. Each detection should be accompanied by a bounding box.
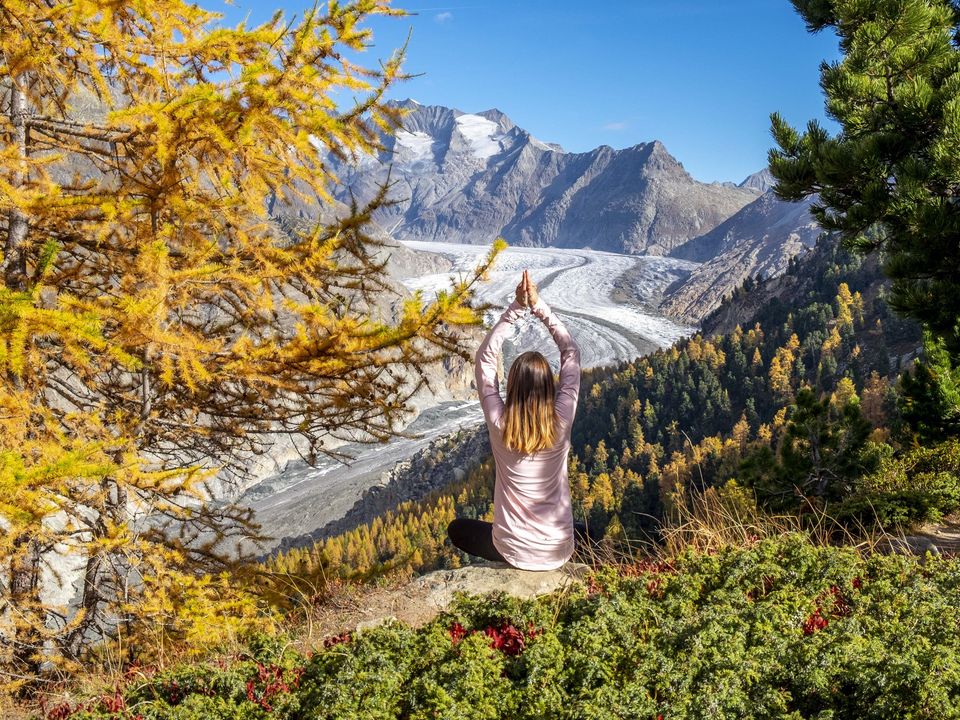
[316,561,592,636]
[406,561,590,615]
[660,191,821,322]
[328,100,760,255]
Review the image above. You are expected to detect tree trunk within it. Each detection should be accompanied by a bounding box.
[4,77,42,681]
[2,79,29,291]
[63,541,104,661]
[64,474,129,660]
[8,534,43,679]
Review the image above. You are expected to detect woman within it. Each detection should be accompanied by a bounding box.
[446,270,587,571]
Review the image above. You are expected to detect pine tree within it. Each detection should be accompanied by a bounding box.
[775,387,875,503]
[0,0,503,678]
[770,0,960,355]
[899,332,960,442]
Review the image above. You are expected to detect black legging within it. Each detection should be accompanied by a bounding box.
[446,517,600,564]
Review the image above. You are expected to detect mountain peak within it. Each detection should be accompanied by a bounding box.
[646,139,675,160]
[388,100,563,158]
[475,107,516,133]
[739,168,775,193]
[388,99,516,131]
[622,139,685,174]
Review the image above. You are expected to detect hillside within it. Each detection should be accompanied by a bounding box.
[661,192,821,322]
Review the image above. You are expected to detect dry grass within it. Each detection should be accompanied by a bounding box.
[648,485,934,563]
[0,692,33,720]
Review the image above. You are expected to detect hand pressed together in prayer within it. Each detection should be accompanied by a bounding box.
[514,269,539,308]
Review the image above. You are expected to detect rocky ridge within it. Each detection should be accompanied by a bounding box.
[328,100,761,255]
[661,191,821,322]
[738,168,777,193]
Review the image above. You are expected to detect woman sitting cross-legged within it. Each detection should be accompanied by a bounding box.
[447,270,597,571]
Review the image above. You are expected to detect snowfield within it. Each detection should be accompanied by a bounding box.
[394,129,434,161]
[454,113,503,160]
[240,242,699,554]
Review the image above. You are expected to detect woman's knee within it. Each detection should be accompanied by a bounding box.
[447,517,467,544]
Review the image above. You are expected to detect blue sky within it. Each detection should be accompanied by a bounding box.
[211,1,840,184]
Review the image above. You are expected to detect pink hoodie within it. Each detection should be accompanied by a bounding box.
[474,296,582,570]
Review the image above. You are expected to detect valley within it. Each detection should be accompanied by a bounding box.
[239,241,697,553]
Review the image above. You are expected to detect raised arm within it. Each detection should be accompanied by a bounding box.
[530,296,581,430]
[474,298,526,428]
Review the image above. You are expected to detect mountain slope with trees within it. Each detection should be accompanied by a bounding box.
[766,0,960,453]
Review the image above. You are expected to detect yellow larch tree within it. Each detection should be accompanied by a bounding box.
[861,371,890,427]
[831,377,859,410]
[731,414,751,452]
[768,333,801,400]
[0,0,503,680]
[836,282,856,328]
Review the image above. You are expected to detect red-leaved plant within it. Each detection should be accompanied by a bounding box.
[803,580,859,635]
[448,619,542,656]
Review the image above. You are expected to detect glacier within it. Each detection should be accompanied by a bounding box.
[239,242,698,554]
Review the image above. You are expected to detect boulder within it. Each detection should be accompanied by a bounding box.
[312,561,591,638]
[878,534,941,558]
[408,561,591,613]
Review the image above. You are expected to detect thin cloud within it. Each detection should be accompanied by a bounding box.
[435,11,453,22]
[603,121,629,131]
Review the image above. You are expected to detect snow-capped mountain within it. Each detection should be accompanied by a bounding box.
[328,100,761,255]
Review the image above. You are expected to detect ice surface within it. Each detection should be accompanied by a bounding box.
[631,255,699,298]
[239,400,485,554]
[455,114,502,160]
[399,240,696,365]
[394,130,434,161]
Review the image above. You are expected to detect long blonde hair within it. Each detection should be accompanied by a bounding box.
[501,351,557,454]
